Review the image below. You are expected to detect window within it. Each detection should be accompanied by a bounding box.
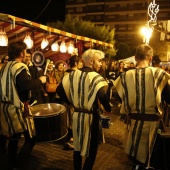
[76,7,83,12]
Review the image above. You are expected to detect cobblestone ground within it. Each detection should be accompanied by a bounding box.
[0,99,133,170]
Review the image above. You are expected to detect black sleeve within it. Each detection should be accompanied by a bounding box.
[97,86,111,112]
[105,69,110,79]
[56,82,71,105]
[16,69,42,91]
[162,82,170,104]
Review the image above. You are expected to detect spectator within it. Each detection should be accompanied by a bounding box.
[105,59,118,104]
[98,58,107,79]
[0,54,8,154]
[24,49,48,104]
[45,60,57,103]
[117,61,126,108]
[55,60,65,103]
[0,54,9,69]
[128,62,135,70]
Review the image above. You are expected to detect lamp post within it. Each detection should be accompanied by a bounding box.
[141,0,159,44]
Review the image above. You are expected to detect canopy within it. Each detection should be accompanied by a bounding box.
[119,56,136,68]
[0,13,113,62]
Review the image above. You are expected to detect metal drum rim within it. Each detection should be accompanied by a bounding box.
[31,103,66,117]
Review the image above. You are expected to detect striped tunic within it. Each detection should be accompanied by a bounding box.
[62,69,108,157]
[114,67,170,164]
[0,61,33,136]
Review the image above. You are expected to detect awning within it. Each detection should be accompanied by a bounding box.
[0,13,113,60]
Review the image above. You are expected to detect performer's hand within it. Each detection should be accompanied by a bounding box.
[105,111,111,116]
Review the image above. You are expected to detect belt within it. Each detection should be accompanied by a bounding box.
[74,107,92,113]
[129,113,160,121]
[0,101,12,104]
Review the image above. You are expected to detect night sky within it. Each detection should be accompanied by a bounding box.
[0,0,66,24]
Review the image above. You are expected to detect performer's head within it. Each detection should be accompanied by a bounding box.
[8,41,27,62]
[66,55,83,69]
[82,49,104,72]
[135,44,153,65]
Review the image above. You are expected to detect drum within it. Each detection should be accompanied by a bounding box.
[100,115,110,128]
[31,103,67,143]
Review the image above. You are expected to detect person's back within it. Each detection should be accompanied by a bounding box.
[63,55,83,150]
[56,49,111,170]
[119,67,166,114]
[114,44,170,169]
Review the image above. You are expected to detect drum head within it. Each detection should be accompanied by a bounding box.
[31,103,65,117]
[32,51,45,66]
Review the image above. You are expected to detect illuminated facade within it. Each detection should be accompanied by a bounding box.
[66,0,170,42]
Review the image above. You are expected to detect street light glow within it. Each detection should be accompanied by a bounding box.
[141,0,159,44]
[141,26,153,44]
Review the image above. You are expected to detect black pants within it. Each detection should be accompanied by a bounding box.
[47,92,56,103]
[0,134,7,154]
[73,113,100,170]
[8,130,35,167]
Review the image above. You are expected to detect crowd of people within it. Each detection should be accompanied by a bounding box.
[0,41,169,170]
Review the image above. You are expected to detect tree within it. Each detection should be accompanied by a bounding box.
[115,42,136,60]
[48,14,116,59]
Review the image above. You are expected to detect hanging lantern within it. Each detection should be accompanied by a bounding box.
[51,41,59,51]
[68,43,74,54]
[41,37,49,49]
[60,41,67,53]
[0,27,8,46]
[23,34,33,49]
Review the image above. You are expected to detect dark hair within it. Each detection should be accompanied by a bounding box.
[118,61,125,67]
[8,41,27,61]
[66,55,81,68]
[26,49,32,55]
[55,60,65,69]
[108,59,117,71]
[1,54,8,63]
[135,44,153,61]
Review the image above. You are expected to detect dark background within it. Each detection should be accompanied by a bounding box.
[0,0,66,24]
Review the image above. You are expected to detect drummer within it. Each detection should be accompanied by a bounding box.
[57,49,111,170]
[63,55,83,150]
[0,41,46,170]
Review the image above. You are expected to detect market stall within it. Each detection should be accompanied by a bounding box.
[0,13,113,63]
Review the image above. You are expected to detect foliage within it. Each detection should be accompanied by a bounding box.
[47,14,116,58]
[115,42,136,60]
[94,44,117,59]
[150,40,169,61]
[49,14,115,43]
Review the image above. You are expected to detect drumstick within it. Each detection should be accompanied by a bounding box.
[30,100,37,106]
[44,59,50,75]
